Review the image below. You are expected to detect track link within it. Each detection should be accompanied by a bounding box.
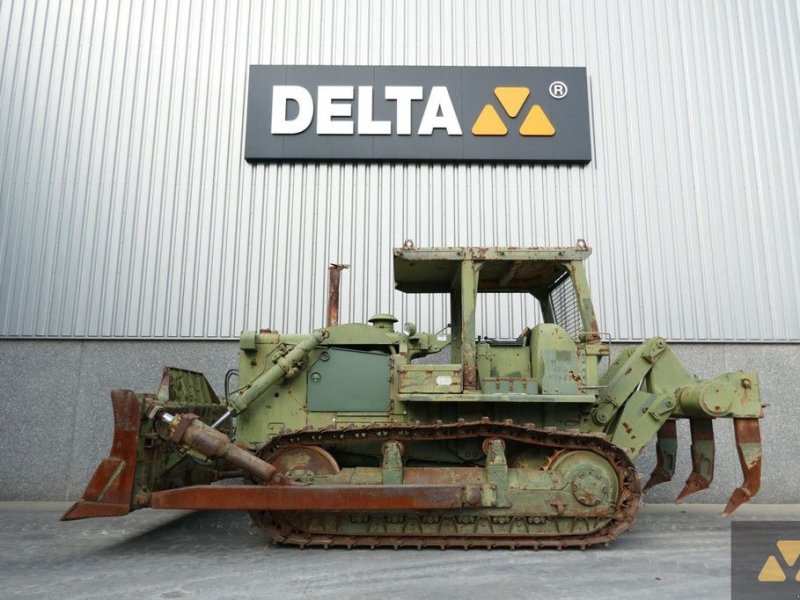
[252,420,642,549]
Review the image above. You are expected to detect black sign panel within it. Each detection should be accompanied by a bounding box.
[244,66,591,163]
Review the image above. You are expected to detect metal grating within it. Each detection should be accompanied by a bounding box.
[549,275,583,339]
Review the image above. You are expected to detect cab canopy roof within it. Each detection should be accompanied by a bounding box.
[393,244,591,293]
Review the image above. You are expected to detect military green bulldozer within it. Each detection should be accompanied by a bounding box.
[63,242,763,548]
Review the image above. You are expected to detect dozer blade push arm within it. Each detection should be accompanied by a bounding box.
[159,412,276,484]
[597,338,764,515]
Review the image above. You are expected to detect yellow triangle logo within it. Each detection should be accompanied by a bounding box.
[519,104,555,136]
[777,540,800,567]
[757,555,786,582]
[494,87,529,118]
[472,105,508,136]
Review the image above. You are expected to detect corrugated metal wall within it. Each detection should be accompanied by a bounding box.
[1,0,798,342]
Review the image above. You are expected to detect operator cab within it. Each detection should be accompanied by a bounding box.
[393,241,606,396]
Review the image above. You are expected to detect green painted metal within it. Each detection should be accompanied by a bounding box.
[230,330,327,415]
[223,243,763,481]
[531,324,583,394]
[397,364,463,394]
[69,242,765,537]
[380,441,404,485]
[674,373,762,418]
[485,439,510,507]
[398,393,596,403]
[393,245,592,294]
[609,391,675,457]
[307,348,391,412]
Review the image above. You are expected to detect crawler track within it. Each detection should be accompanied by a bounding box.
[252,420,642,549]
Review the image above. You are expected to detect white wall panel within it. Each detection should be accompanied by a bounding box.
[1,0,798,341]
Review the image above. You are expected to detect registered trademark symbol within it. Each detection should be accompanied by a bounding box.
[549,81,568,99]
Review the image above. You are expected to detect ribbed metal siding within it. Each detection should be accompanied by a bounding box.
[1,0,798,341]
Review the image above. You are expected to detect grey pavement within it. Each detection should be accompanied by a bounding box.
[1,502,799,600]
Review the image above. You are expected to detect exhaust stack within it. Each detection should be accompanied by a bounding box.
[327,263,349,327]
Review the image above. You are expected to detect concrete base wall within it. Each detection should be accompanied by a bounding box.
[0,340,796,503]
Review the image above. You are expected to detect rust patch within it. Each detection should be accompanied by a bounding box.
[643,420,677,493]
[326,263,349,327]
[150,484,466,511]
[723,418,762,516]
[61,390,141,521]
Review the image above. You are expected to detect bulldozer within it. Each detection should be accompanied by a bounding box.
[62,242,763,549]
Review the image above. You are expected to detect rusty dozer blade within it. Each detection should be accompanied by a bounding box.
[61,390,140,521]
[722,418,762,516]
[643,419,677,492]
[61,387,468,518]
[676,418,715,503]
[62,370,233,522]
